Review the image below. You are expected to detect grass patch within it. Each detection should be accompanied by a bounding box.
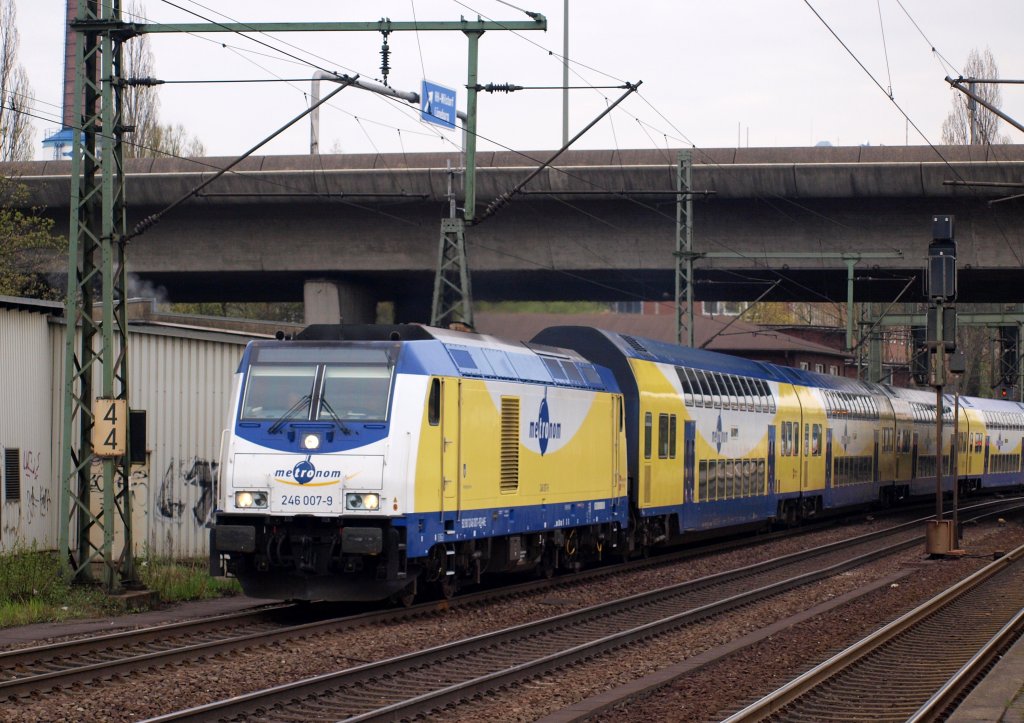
[0,545,241,629]
[137,556,242,601]
[0,543,117,628]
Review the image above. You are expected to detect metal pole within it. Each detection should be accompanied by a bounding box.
[845,258,855,352]
[934,300,944,525]
[952,383,960,547]
[562,0,569,146]
[463,30,482,222]
[968,80,977,145]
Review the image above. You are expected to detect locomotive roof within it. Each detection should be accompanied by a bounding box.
[248,324,619,393]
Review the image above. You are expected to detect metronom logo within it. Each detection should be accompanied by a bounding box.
[275,459,342,486]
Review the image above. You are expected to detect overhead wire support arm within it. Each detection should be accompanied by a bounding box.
[475,81,642,224]
[945,76,1024,136]
[474,83,628,92]
[123,19,548,34]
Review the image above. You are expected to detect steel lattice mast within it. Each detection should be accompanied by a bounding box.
[57,10,546,590]
[59,0,135,591]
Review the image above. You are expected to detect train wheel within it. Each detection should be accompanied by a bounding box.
[392,581,417,608]
[538,546,556,579]
[437,574,458,600]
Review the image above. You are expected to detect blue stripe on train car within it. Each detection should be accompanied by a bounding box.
[641,497,775,532]
[400,496,630,559]
[827,482,880,508]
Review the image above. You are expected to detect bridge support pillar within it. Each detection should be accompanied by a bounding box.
[303,279,376,325]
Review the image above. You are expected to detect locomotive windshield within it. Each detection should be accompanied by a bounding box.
[240,365,316,420]
[240,346,394,422]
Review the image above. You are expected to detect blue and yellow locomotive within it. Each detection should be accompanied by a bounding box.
[211,324,1024,602]
[213,324,628,602]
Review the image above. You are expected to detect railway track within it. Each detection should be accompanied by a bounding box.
[0,501,932,701]
[141,510,955,722]
[723,539,1024,722]
[4,499,1016,720]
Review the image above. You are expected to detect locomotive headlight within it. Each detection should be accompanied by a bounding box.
[346,493,380,511]
[301,433,321,450]
[235,491,268,509]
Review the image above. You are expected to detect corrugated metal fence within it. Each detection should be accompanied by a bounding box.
[1,302,250,560]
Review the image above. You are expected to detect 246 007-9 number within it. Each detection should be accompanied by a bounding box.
[280,494,333,507]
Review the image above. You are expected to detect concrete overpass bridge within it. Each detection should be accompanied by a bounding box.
[7,144,1024,323]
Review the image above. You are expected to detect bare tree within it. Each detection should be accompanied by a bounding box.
[122,2,161,158]
[123,1,205,158]
[0,0,35,161]
[149,122,205,158]
[941,48,1011,145]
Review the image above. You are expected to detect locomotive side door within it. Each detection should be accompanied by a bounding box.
[440,377,461,519]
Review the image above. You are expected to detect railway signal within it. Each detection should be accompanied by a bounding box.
[924,214,962,556]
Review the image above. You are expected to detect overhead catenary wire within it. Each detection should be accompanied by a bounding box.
[129,75,359,239]
[475,81,642,224]
[46,3,1010,316]
[803,0,1024,268]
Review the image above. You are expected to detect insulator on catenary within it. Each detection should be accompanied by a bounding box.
[482,83,523,94]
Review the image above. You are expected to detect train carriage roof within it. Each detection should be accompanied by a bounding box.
[533,326,890,395]
[533,326,783,380]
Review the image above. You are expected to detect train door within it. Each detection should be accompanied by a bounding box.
[775,419,801,495]
[825,428,833,489]
[984,435,991,474]
[873,430,880,483]
[440,377,461,520]
[684,420,696,504]
[802,422,809,493]
[641,411,653,508]
[613,396,623,500]
[767,425,776,497]
[911,432,919,479]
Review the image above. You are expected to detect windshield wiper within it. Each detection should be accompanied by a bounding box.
[319,398,353,436]
[268,394,312,434]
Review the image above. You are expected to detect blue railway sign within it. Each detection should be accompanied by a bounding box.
[421,80,457,128]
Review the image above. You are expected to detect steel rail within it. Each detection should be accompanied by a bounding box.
[908,606,1024,722]
[0,522,819,697]
[142,519,936,721]
[0,518,851,698]
[722,539,1024,722]
[4,497,1015,705]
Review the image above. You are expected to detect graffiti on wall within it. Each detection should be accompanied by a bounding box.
[156,457,218,527]
[22,450,41,482]
[23,487,51,525]
[1,449,48,542]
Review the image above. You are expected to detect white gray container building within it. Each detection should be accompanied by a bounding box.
[0,296,270,560]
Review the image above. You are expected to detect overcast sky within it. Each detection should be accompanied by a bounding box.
[15,1,1024,161]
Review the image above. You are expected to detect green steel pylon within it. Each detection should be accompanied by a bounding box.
[59,0,136,592]
[431,217,474,329]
